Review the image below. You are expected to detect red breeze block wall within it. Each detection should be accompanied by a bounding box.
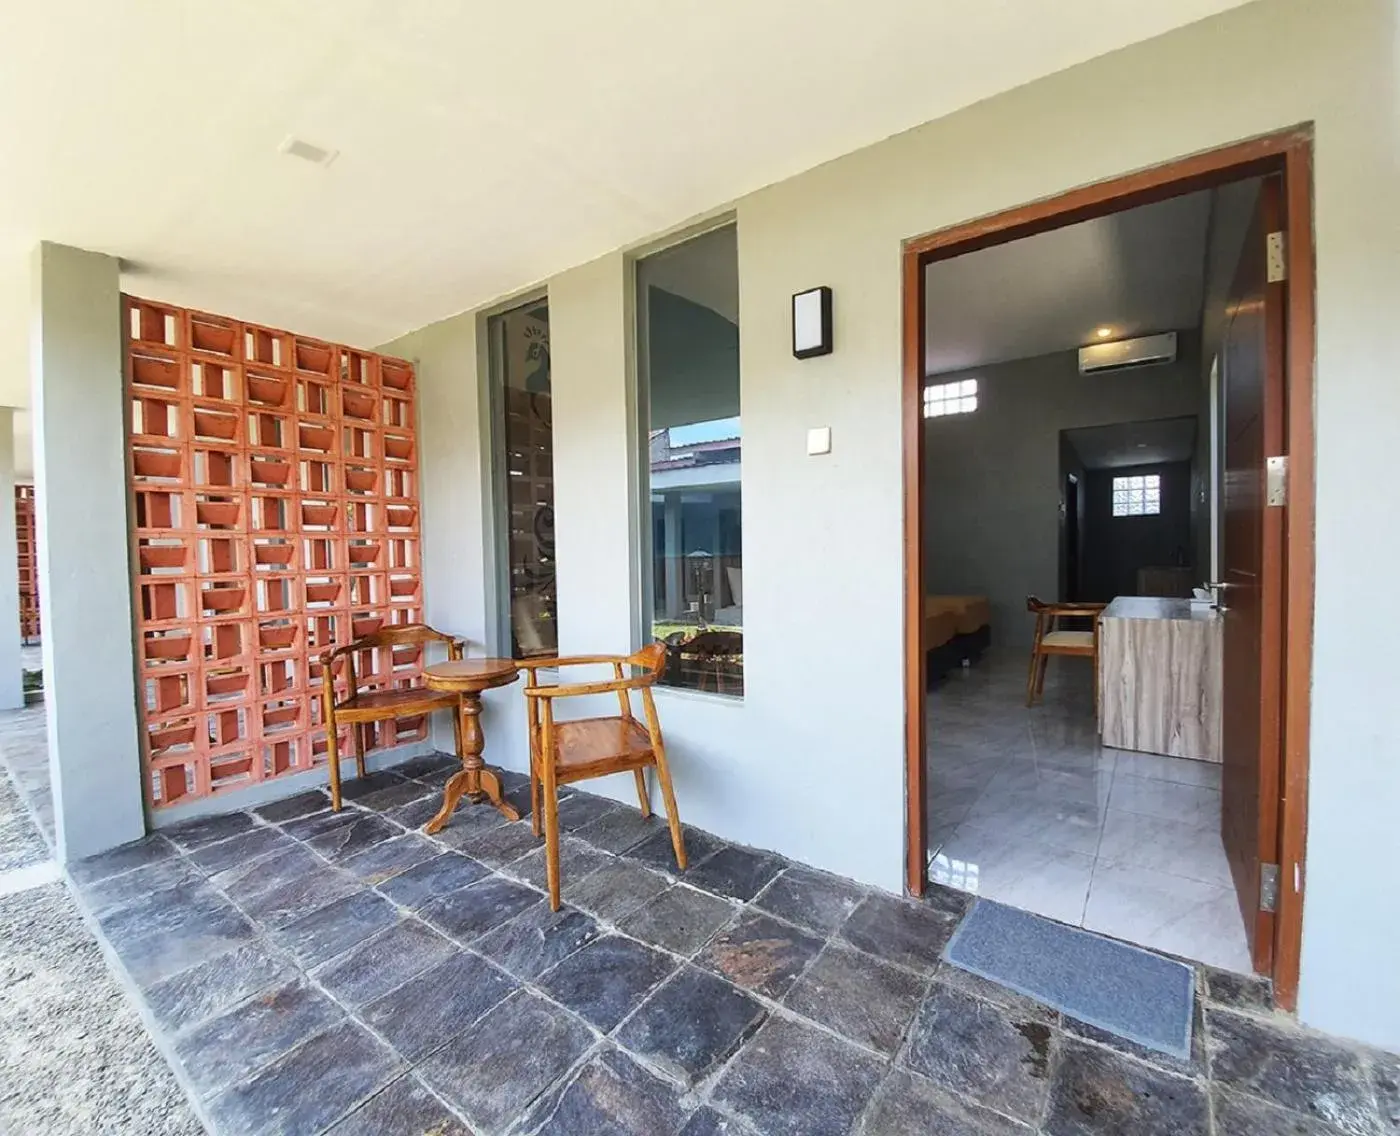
[15,485,39,642]
[125,297,425,809]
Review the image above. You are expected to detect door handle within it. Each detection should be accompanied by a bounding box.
[1205,581,1237,590]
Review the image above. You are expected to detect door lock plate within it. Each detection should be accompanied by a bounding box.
[1266,456,1288,507]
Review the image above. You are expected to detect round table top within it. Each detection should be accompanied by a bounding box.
[424,658,520,693]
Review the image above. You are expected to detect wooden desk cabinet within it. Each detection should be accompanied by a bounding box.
[1098,596,1222,763]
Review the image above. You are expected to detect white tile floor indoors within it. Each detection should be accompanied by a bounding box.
[926,646,1251,973]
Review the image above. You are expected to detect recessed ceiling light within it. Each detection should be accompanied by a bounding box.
[1095,327,1113,339]
[278,136,339,167]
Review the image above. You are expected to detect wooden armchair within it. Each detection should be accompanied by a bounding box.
[1026,597,1107,708]
[522,642,686,910]
[319,623,464,810]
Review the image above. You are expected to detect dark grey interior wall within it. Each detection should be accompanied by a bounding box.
[924,334,1201,645]
[1081,461,1193,602]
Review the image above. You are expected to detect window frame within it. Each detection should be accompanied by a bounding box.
[485,291,557,659]
[630,218,744,699]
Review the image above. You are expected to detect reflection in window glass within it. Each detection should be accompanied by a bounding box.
[1112,473,1162,517]
[637,226,743,694]
[489,300,557,657]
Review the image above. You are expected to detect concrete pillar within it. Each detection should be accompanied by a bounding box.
[0,409,23,709]
[710,509,723,620]
[663,493,681,618]
[30,242,146,862]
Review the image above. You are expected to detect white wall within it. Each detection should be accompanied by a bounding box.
[400,0,1400,1048]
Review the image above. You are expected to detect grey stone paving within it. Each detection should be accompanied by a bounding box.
[59,752,1400,1136]
[0,705,205,1136]
[4,698,1399,1136]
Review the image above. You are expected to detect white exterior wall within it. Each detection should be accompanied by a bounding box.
[396,0,1400,1049]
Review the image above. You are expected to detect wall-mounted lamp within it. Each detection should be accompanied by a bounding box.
[792,286,833,359]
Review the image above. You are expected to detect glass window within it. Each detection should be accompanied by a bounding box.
[1112,473,1162,517]
[923,378,978,418]
[636,226,742,694]
[488,299,557,657]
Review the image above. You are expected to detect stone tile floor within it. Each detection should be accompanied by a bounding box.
[51,753,1400,1136]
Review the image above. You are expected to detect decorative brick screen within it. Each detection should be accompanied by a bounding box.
[125,297,424,808]
[15,485,38,642]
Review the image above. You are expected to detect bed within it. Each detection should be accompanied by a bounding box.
[925,594,992,667]
[924,605,961,680]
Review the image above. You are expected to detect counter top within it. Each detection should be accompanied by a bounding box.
[1101,596,1219,623]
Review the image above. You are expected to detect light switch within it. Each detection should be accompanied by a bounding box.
[807,427,832,456]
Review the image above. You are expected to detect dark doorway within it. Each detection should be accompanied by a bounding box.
[1064,473,1081,601]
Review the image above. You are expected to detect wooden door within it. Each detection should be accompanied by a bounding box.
[1219,175,1286,974]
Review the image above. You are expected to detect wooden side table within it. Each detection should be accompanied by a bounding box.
[422,658,521,832]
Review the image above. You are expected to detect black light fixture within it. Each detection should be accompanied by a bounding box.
[792,286,833,359]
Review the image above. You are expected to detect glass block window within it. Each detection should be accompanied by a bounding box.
[924,378,978,418]
[1112,473,1162,517]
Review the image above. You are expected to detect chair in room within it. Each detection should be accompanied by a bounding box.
[522,642,686,910]
[1025,597,1107,708]
[319,623,465,810]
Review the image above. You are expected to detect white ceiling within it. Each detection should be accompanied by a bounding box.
[924,189,1214,375]
[0,0,1250,414]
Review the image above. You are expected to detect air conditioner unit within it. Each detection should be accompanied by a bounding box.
[1078,332,1178,375]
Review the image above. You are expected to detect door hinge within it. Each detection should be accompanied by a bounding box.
[1267,231,1287,282]
[1260,862,1280,913]
[1266,455,1288,506]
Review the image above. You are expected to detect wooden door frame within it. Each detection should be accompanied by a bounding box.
[902,126,1316,1011]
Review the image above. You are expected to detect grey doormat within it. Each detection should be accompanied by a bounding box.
[943,900,1194,1059]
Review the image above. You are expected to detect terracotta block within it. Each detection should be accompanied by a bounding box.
[197,536,244,576]
[294,337,335,376]
[243,325,291,369]
[143,669,195,717]
[140,579,194,625]
[137,537,193,576]
[126,298,183,350]
[188,311,240,360]
[204,666,253,707]
[190,357,240,401]
[192,448,242,490]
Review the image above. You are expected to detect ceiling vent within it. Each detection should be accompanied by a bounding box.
[278,136,338,167]
[1078,332,1177,375]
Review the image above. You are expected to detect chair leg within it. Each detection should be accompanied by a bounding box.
[1036,655,1050,698]
[530,762,543,838]
[326,724,343,812]
[652,751,687,872]
[1026,649,1041,707]
[633,769,652,818]
[542,766,562,911]
[353,724,367,781]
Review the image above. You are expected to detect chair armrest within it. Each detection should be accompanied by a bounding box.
[518,654,630,670]
[524,675,656,700]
